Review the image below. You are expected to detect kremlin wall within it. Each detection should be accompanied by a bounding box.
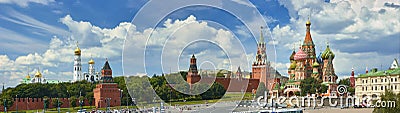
[0,98,92,111]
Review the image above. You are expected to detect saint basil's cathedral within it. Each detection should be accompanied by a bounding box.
[284,19,338,97]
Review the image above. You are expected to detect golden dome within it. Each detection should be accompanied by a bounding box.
[34,70,42,78]
[25,74,31,79]
[88,58,95,64]
[306,20,311,25]
[74,47,81,55]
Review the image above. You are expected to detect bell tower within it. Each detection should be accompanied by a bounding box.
[73,42,82,82]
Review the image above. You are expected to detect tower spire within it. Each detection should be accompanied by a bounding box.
[260,26,264,43]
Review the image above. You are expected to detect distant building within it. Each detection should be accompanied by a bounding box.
[355,59,400,105]
[73,42,83,82]
[73,42,100,82]
[20,69,61,84]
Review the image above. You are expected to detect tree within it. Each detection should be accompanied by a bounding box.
[338,78,355,94]
[373,90,400,113]
[300,77,322,96]
[43,96,50,109]
[179,71,188,81]
[338,78,350,86]
[51,98,63,108]
[69,96,77,109]
[0,95,14,110]
[256,82,267,97]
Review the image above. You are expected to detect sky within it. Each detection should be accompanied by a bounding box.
[0,0,399,88]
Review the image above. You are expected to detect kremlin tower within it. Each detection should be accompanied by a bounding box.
[93,59,121,108]
[73,42,83,82]
[187,54,200,85]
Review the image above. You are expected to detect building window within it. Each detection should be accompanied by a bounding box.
[391,78,393,82]
[362,87,364,91]
[375,79,377,83]
[381,79,383,82]
[381,86,383,90]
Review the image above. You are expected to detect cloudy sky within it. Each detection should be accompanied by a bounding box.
[0,0,399,88]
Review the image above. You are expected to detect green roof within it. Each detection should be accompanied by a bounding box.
[358,68,400,78]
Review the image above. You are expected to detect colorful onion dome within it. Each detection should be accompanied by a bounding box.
[290,61,297,69]
[321,45,335,59]
[312,60,320,67]
[294,48,307,60]
[290,50,296,61]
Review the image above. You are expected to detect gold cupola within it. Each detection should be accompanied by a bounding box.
[74,42,81,55]
[74,47,81,55]
[88,58,95,64]
[25,74,31,79]
[34,70,42,78]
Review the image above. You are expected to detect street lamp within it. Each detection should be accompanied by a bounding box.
[3,99,7,113]
[43,98,47,113]
[106,98,111,112]
[57,98,60,113]
[66,90,70,113]
[79,91,83,112]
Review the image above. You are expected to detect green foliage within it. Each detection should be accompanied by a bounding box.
[338,78,350,86]
[43,96,49,109]
[51,98,63,108]
[69,96,77,109]
[179,71,188,81]
[373,90,400,113]
[256,82,267,97]
[200,82,226,100]
[216,71,225,77]
[0,81,96,99]
[0,94,14,109]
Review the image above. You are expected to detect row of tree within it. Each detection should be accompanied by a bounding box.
[126,73,226,105]
[0,77,133,108]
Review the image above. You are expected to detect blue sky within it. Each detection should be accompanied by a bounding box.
[0,0,399,88]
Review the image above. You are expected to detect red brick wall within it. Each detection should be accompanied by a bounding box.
[0,98,92,111]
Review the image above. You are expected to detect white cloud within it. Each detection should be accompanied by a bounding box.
[232,0,255,8]
[0,0,55,7]
[1,9,68,36]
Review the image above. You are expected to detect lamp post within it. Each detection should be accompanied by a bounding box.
[79,91,83,112]
[43,98,47,113]
[66,90,70,113]
[106,98,111,112]
[57,98,60,113]
[119,89,123,110]
[3,99,7,113]
[15,95,18,113]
